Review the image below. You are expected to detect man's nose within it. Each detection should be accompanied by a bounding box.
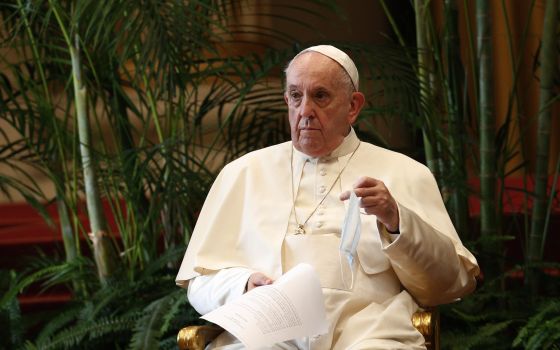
[299,95,315,118]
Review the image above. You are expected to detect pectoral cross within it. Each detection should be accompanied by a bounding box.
[295,224,306,235]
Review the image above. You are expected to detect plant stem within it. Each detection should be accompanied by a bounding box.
[444,0,469,237]
[70,32,119,284]
[477,0,497,236]
[477,0,500,281]
[415,0,438,176]
[527,0,559,291]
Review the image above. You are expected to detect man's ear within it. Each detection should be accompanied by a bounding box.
[284,92,289,105]
[348,92,365,124]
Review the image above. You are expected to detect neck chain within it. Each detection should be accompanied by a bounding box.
[290,143,360,235]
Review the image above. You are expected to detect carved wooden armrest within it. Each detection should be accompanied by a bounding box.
[178,310,439,350]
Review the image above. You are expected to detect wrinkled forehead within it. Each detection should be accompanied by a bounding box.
[286,52,344,88]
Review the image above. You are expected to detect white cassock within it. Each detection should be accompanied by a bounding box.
[176,128,479,349]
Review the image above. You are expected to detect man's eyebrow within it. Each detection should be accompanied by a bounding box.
[287,84,329,91]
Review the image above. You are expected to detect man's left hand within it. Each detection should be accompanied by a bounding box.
[246,272,273,292]
[339,176,399,232]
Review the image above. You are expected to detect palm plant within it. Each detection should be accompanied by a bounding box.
[380,1,559,348]
[0,0,293,277]
[0,0,337,347]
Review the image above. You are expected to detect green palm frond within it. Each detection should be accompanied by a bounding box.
[24,254,193,349]
[21,341,39,350]
[35,306,83,347]
[446,320,513,350]
[0,263,72,310]
[160,290,189,336]
[514,300,560,349]
[0,270,23,350]
[41,314,140,350]
[128,291,180,350]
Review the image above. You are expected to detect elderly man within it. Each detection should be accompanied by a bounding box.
[176,45,479,349]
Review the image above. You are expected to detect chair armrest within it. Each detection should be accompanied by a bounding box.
[412,309,440,350]
[178,310,440,350]
[177,324,223,350]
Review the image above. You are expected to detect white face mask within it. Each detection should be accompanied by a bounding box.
[339,191,361,289]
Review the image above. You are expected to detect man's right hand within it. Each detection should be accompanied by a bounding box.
[246,272,273,292]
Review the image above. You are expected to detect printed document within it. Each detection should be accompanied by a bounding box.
[202,263,328,349]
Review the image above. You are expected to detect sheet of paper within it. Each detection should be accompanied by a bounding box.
[201,263,328,349]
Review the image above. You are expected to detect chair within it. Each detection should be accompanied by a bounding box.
[177,309,439,350]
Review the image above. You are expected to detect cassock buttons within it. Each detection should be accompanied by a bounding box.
[320,169,327,176]
[319,185,326,194]
[316,221,323,228]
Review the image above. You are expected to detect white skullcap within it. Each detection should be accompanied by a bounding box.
[294,45,359,91]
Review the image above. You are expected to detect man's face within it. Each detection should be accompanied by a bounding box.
[284,52,364,158]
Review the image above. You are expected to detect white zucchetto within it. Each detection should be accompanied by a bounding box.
[294,45,359,91]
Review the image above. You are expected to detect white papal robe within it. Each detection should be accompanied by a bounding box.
[176,129,479,349]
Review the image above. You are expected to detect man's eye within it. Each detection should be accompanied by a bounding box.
[315,91,328,100]
[290,92,301,100]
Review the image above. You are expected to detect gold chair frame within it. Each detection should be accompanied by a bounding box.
[177,309,439,350]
